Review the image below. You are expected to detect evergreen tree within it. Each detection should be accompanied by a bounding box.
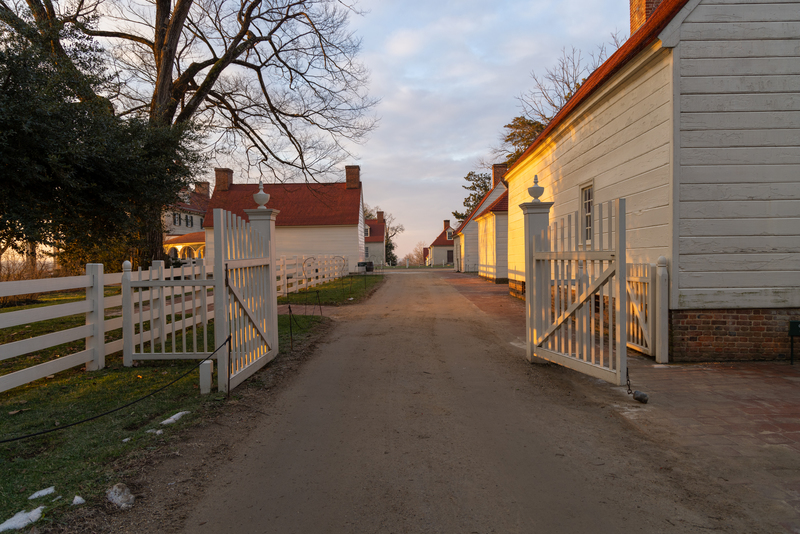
[452,171,491,223]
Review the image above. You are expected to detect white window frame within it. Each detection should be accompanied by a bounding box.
[580,183,593,245]
[173,212,181,226]
[446,229,453,240]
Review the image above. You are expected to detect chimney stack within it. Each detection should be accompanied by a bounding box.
[492,163,508,189]
[443,219,450,231]
[215,168,233,192]
[345,165,361,189]
[377,211,384,222]
[630,0,663,34]
[195,181,210,198]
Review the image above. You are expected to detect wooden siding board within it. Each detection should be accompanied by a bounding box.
[681,21,800,40]
[680,271,799,288]
[682,57,800,76]
[680,235,800,253]
[681,146,800,165]
[685,3,800,22]
[682,128,800,147]
[680,182,800,200]
[682,163,800,183]
[680,217,800,236]
[682,39,800,58]
[682,75,800,93]
[681,110,800,130]
[680,252,800,270]
[680,199,800,218]
[678,288,800,308]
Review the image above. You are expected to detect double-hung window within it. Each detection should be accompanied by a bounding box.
[581,184,593,244]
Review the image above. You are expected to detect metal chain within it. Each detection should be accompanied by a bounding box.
[626,368,633,395]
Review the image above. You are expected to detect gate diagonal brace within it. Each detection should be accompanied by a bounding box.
[226,277,272,352]
[537,263,616,346]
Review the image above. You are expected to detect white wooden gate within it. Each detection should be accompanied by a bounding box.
[523,192,627,385]
[214,208,278,391]
[124,206,278,392]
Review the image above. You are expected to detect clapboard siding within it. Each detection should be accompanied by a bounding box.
[680,235,800,253]
[457,185,506,272]
[682,129,800,147]
[677,0,800,308]
[683,40,800,58]
[680,182,800,200]
[507,47,673,281]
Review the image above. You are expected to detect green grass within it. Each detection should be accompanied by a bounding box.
[0,314,321,526]
[278,274,384,307]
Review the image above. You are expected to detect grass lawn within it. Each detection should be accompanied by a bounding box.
[0,314,320,527]
[277,274,384,307]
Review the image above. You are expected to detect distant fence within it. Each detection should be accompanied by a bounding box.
[0,253,350,393]
[276,255,348,296]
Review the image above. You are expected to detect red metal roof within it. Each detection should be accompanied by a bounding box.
[165,232,205,245]
[365,219,385,243]
[204,182,361,228]
[510,0,691,171]
[474,191,508,219]
[430,228,454,247]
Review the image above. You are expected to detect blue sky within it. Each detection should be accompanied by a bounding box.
[342,0,631,257]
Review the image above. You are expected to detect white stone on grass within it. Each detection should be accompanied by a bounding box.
[71,496,85,506]
[106,483,135,510]
[0,507,44,532]
[160,411,190,425]
[28,487,55,500]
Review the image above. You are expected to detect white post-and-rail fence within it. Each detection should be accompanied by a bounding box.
[276,254,348,296]
[0,201,354,394]
[522,185,670,386]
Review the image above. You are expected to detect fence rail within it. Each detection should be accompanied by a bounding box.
[0,251,350,393]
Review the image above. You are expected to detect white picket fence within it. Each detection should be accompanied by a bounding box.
[0,251,349,393]
[276,255,348,296]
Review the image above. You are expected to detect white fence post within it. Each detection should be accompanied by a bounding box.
[122,261,134,366]
[520,177,553,364]
[656,256,669,364]
[152,260,166,350]
[244,206,280,355]
[85,263,105,371]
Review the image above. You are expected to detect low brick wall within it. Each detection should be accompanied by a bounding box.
[670,309,800,362]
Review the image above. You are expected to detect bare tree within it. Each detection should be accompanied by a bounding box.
[402,240,427,266]
[518,31,627,126]
[1,0,378,261]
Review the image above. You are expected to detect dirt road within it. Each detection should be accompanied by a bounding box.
[172,272,775,533]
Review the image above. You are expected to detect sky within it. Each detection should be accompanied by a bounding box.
[339,0,631,257]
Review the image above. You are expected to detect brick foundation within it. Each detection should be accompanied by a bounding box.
[670,308,800,362]
[509,279,525,299]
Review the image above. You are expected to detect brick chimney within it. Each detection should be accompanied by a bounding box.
[195,181,210,198]
[630,0,663,34]
[377,211,384,222]
[345,165,361,189]
[492,163,508,189]
[443,219,450,231]
[215,168,233,192]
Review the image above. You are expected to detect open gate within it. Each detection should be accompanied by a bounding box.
[124,206,278,393]
[522,191,627,386]
[214,208,279,392]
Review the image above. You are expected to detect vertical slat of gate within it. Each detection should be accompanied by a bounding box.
[615,199,627,384]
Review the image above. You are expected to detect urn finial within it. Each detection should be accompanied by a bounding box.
[527,175,544,202]
[253,180,270,209]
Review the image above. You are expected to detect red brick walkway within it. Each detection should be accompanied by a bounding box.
[440,271,800,530]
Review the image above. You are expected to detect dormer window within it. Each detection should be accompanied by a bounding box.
[446,229,453,240]
[364,226,370,237]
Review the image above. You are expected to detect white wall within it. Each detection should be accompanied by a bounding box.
[506,43,673,284]
[206,225,362,272]
[674,0,800,308]
[430,245,453,265]
[458,185,506,273]
[477,212,509,280]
